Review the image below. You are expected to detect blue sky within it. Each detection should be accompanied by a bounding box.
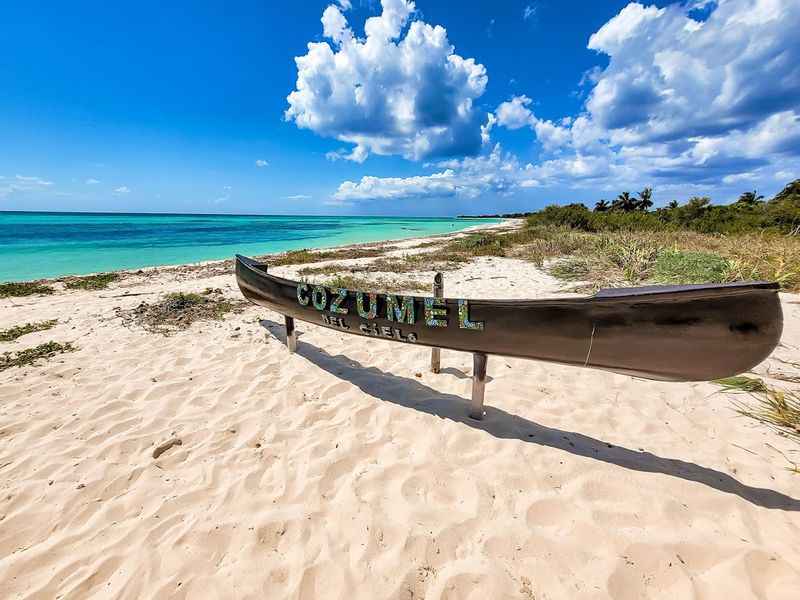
[1,0,798,215]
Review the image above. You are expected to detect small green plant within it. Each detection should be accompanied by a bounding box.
[0,282,55,298]
[1,341,76,371]
[0,319,58,342]
[64,272,120,290]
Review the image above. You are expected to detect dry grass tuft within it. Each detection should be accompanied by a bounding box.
[733,388,800,443]
[119,288,247,335]
[715,377,800,466]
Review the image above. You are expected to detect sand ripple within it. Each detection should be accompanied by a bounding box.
[1,260,799,598]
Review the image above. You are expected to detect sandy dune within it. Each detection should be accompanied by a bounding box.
[1,241,800,599]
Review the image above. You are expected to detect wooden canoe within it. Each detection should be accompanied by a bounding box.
[235,254,782,382]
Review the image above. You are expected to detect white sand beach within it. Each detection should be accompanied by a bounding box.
[1,226,800,599]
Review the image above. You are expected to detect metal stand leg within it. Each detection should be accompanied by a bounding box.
[431,272,443,374]
[430,348,441,374]
[285,315,297,353]
[470,352,487,420]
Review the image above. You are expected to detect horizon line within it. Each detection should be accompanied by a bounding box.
[0,209,495,219]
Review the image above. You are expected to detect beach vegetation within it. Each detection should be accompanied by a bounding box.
[1,341,76,372]
[63,272,120,290]
[722,379,800,446]
[714,376,769,394]
[0,320,58,342]
[0,281,55,298]
[445,233,511,256]
[324,274,428,293]
[297,263,354,276]
[401,251,471,269]
[714,377,800,465]
[652,250,731,284]
[523,179,800,235]
[735,387,800,446]
[119,289,247,335]
[458,180,800,291]
[298,252,470,277]
[267,246,387,267]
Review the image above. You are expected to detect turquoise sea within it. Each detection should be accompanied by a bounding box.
[0,212,498,282]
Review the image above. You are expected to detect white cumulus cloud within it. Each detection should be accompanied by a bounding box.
[333,144,534,201]
[85,178,101,185]
[113,186,131,194]
[255,159,269,168]
[495,95,535,130]
[286,0,489,163]
[494,95,573,151]
[486,0,800,190]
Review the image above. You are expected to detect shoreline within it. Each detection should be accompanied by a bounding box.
[15,218,522,286]
[4,218,518,286]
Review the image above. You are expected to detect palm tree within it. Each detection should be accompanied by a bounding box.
[612,191,637,212]
[594,199,610,212]
[636,187,653,211]
[736,190,764,206]
[684,196,711,217]
[667,200,679,209]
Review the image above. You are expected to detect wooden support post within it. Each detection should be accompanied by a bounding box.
[470,352,488,420]
[285,315,297,353]
[430,272,443,374]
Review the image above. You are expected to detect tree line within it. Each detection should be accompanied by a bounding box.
[467,179,800,235]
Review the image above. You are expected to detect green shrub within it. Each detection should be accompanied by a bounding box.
[527,203,595,231]
[0,282,55,298]
[445,233,510,256]
[1,341,76,371]
[64,273,119,290]
[0,320,58,342]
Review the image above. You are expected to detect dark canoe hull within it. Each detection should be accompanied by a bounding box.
[235,254,783,382]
